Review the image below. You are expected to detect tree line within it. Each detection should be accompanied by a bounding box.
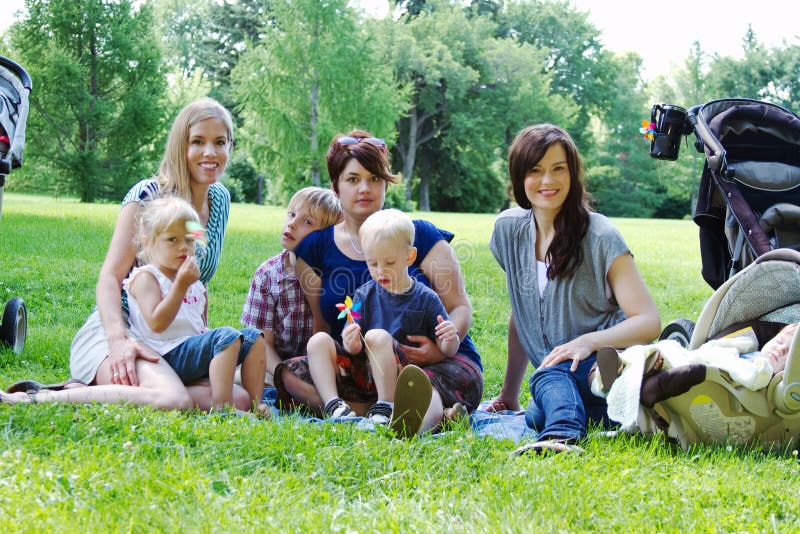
[2,0,799,216]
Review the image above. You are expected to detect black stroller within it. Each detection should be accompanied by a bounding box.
[648,99,800,345]
[604,101,800,448]
[0,55,32,353]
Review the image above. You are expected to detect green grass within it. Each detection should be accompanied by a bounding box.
[1,193,798,532]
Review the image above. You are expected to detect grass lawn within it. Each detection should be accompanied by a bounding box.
[1,193,798,531]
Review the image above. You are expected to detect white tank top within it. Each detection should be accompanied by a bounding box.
[123,264,206,355]
[537,260,548,297]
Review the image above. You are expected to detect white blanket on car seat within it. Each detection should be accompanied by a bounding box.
[594,338,773,429]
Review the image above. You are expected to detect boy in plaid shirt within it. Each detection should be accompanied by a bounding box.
[241,187,342,384]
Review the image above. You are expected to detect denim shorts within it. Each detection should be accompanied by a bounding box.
[163,326,262,384]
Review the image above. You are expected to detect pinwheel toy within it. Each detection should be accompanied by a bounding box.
[640,119,658,141]
[335,296,382,375]
[336,295,362,323]
[185,220,207,247]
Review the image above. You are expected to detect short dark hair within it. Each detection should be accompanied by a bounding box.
[326,129,400,194]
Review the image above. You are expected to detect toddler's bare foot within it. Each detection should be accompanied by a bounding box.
[443,402,467,421]
[253,403,272,420]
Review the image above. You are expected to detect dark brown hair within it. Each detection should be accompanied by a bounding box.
[325,129,400,193]
[508,124,592,279]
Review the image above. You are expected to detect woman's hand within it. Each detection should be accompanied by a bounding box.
[106,337,160,386]
[400,335,445,366]
[485,392,521,413]
[540,335,595,371]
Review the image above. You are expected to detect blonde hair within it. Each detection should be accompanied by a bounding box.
[137,196,200,264]
[360,209,415,251]
[157,98,234,201]
[288,187,343,229]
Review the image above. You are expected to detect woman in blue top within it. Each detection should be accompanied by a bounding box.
[274,130,483,430]
[3,98,239,410]
[488,124,661,453]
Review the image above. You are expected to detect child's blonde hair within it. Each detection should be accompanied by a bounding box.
[288,187,343,229]
[137,196,200,264]
[360,209,414,251]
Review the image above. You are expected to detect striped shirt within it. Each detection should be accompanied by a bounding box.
[122,179,230,284]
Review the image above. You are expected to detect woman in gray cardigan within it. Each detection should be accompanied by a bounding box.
[488,124,661,453]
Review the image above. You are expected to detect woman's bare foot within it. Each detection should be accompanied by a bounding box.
[0,390,34,405]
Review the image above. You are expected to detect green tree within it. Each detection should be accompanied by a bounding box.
[427,35,578,212]
[148,0,210,78]
[382,0,574,211]
[10,0,168,201]
[233,0,405,200]
[650,40,709,216]
[586,53,666,218]
[704,27,800,111]
[496,0,617,146]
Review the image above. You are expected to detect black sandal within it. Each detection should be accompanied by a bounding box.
[6,378,85,394]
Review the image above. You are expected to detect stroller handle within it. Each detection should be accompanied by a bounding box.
[0,56,32,91]
[688,105,727,172]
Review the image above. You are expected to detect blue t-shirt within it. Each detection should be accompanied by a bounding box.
[353,279,448,347]
[295,219,482,368]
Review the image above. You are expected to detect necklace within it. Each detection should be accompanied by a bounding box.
[345,226,364,255]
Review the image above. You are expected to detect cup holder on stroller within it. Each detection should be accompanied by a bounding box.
[649,104,691,160]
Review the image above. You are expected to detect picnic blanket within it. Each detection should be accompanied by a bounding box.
[263,388,537,442]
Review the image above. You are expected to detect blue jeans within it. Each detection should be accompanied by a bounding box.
[163,326,262,384]
[525,355,609,441]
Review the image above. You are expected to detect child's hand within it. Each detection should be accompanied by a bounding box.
[176,256,201,288]
[342,322,362,354]
[435,315,459,343]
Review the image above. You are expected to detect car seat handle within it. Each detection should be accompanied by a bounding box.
[774,330,800,414]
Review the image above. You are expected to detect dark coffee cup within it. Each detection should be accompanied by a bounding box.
[650,104,688,160]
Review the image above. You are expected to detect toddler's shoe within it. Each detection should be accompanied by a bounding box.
[366,401,393,425]
[323,397,356,418]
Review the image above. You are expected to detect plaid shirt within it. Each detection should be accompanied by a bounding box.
[241,250,313,360]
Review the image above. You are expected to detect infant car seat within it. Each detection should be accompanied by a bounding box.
[647,249,800,449]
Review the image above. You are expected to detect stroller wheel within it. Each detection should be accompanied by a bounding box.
[1,298,27,354]
[659,318,695,348]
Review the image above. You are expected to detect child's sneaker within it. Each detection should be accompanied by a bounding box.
[323,397,356,418]
[366,401,393,425]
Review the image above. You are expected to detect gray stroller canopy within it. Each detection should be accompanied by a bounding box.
[0,56,32,173]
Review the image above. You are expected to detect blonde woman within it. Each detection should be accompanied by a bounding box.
[3,98,242,410]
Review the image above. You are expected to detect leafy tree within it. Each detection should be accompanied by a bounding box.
[496,0,617,146]
[148,0,210,78]
[382,0,574,211]
[393,0,427,16]
[768,44,800,111]
[586,53,667,218]
[704,27,800,112]
[233,0,405,200]
[151,0,270,204]
[9,0,168,202]
[650,40,709,216]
